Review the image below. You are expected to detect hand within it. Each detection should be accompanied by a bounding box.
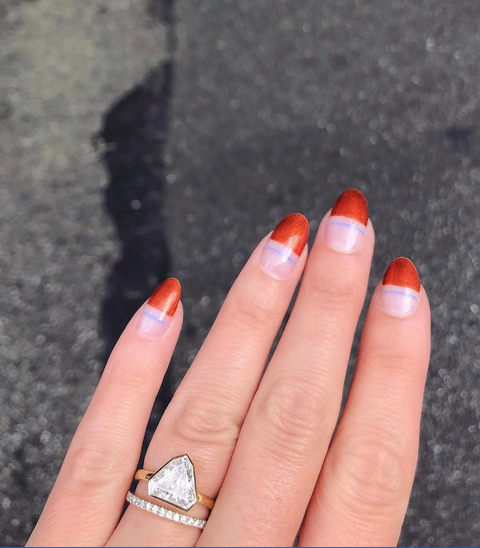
[27,189,431,547]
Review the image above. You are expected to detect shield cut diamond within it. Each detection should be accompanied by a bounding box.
[148,455,197,511]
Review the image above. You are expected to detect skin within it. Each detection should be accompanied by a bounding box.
[27,205,430,547]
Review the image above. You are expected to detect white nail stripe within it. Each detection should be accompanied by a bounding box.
[327,220,366,235]
[382,288,419,301]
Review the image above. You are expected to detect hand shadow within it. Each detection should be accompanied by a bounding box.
[98,59,176,454]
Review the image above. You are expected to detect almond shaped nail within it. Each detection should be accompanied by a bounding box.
[138,278,181,338]
[381,257,420,317]
[325,189,369,253]
[260,213,309,279]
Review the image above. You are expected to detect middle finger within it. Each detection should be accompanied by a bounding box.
[200,190,373,546]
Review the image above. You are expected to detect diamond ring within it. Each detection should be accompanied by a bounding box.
[126,491,207,529]
[134,454,215,512]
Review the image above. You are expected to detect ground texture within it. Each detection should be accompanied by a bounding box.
[1,1,479,545]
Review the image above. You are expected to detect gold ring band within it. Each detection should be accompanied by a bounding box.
[135,455,215,512]
[126,491,207,529]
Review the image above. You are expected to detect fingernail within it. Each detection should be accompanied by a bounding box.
[381,257,420,317]
[325,189,368,253]
[138,278,181,338]
[260,213,309,279]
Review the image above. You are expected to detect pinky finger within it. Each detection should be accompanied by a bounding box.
[27,279,183,547]
[300,258,431,547]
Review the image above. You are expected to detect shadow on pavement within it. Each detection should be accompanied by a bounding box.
[99,58,176,447]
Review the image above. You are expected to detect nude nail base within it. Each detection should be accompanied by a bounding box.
[260,239,300,279]
[325,215,367,253]
[380,284,420,317]
[138,304,172,339]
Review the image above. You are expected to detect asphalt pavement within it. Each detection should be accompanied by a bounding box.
[1,1,480,545]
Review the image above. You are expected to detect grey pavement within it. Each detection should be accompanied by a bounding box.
[0,0,479,545]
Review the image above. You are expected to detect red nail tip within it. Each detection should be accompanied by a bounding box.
[383,257,420,292]
[147,278,181,316]
[270,213,309,256]
[331,189,369,226]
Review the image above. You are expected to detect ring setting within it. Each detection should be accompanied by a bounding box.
[134,454,214,512]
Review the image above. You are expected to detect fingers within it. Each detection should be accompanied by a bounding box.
[110,215,309,546]
[300,259,431,547]
[27,280,183,547]
[200,190,374,546]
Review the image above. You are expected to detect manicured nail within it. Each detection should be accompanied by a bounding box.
[381,258,420,317]
[260,213,309,279]
[138,278,181,338]
[325,189,368,253]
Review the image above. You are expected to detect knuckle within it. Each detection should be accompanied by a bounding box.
[106,350,159,397]
[172,399,241,448]
[232,290,278,329]
[65,444,128,495]
[370,350,423,382]
[258,379,331,453]
[110,367,153,401]
[330,435,413,514]
[304,269,359,314]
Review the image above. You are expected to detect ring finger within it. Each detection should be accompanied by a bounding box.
[110,214,310,546]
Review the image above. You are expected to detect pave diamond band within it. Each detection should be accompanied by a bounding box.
[126,491,207,530]
[135,454,215,511]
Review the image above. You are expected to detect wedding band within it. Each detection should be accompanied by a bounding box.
[126,491,206,529]
[135,454,215,511]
